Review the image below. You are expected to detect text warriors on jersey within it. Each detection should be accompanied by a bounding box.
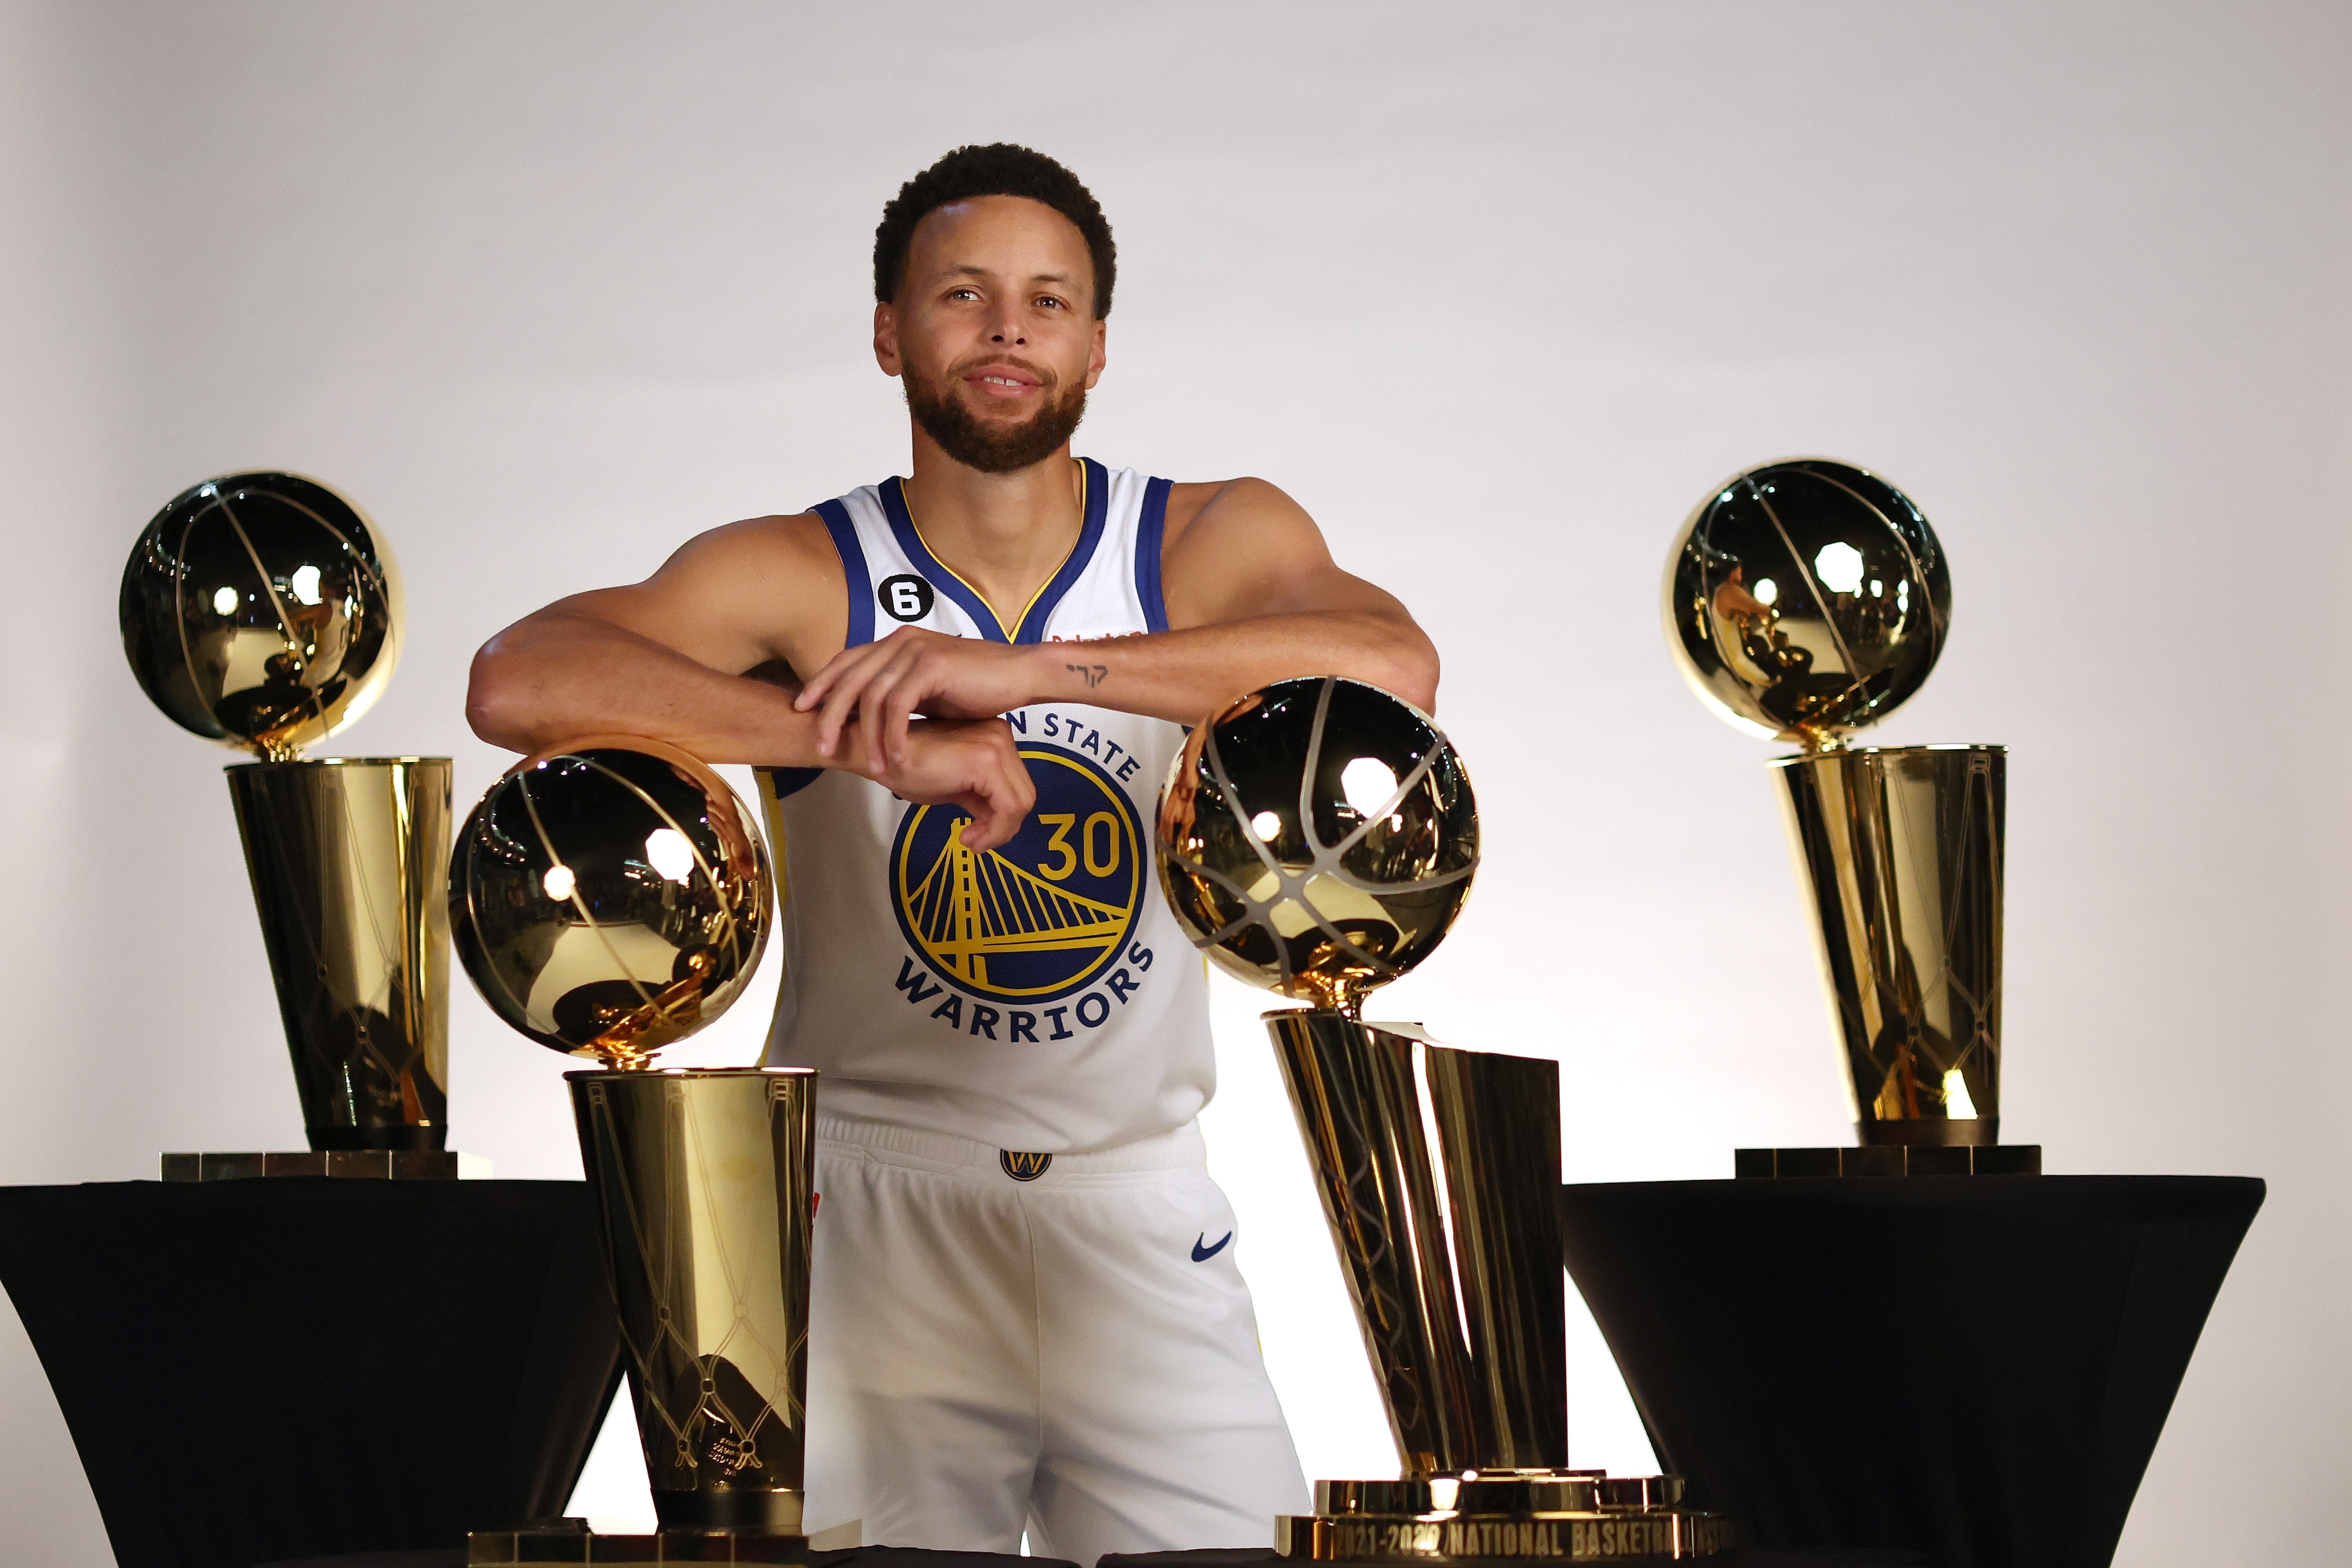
[889,708,1155,1041]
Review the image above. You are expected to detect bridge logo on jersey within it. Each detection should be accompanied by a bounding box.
[889,743,1143,1004]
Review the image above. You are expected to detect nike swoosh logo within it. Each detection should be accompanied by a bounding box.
[1191,1230,1233,1262]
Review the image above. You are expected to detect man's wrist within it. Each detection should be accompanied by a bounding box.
[1043,641,1110,699]
[830,730,884,779]
[770,707,875,776]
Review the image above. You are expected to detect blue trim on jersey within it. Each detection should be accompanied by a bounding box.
[878,478,1008,644]
[1136,476,1172,635]
[877,464,1111,645]
[763,765,823,800]
[1013,458,1111,644]
[816,499,876,650]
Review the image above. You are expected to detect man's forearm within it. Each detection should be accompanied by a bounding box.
[467,612,865,768]
[1019,608,1439,724]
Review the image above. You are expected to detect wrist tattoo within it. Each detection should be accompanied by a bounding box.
[1066,662,1107,689]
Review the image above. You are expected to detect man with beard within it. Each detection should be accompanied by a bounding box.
[468,144,1438,1563]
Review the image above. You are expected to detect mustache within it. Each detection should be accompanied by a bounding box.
[946,353,1057,391]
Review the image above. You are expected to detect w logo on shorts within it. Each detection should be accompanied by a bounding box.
[999,1151,1054,1182]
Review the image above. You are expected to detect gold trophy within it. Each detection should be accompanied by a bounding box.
[449,737,810,1565]
[1665,458,2030,1173]
[1157,676,1731,1562]
[120,471,457,1171]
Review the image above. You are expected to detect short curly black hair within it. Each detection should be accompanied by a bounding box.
[874,144,1117,318]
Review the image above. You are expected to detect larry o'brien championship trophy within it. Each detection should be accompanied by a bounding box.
[1156,677,1730,1562]
[1665,458,2032,1176]
[449,737,812,1566]
[119,471,457,1172]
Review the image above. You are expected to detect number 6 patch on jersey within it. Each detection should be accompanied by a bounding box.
[878,573,936,623]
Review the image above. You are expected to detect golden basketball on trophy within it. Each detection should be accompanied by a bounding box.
[1156,674,1478,1013]
[120,470,403,758]
[1159,676,1730,1562]
[449,736,772,1068]
[121,471,453,1160]
[1665,458,2020,1168]
[450,737,812,1561]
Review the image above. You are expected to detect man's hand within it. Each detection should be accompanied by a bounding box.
[853,713,1036,851]
[796,627,1041,769]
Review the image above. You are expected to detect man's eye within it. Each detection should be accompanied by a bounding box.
[1036,296,1065,310]
[950,288,980,302]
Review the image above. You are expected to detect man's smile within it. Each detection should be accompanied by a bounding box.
[961,362,1045,400]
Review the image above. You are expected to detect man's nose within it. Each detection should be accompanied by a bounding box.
[986,305,1026,345]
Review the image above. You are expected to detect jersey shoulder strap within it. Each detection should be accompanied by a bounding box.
[805,460,1171,649]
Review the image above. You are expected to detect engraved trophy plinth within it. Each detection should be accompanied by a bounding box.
[1666,459,2036,1178]
[451,738,807,1563]
[1157,677,1731,1561]
[121,472,461,1171]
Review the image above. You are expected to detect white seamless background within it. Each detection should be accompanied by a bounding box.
[0,4,2345,1565]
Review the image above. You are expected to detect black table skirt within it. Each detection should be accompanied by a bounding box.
[0,1179,623,1568]
[260,1553,1079,1568]
[1104,1551,1922,1567]
[1559,1175,2262,1568]
[9,1174,2248,1568]
[255,1545,1913,1568]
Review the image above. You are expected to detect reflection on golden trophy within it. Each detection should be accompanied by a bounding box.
[451,738,812,1564]
[120,471,453,1158]
[1666,458,2014,1159]
[1158,677,1729,1561]
[449,737,771,1070]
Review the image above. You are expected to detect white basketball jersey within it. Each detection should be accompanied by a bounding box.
[758,460,1210,1153]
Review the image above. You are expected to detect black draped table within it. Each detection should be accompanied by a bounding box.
[8,1175,2216,1568]
[1558,1175,2263,1568]
[257,1553,1079,1568]
[254,1544,1922,1567]
[0,1179,624,1568]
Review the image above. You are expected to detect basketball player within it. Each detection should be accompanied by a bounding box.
[467,144,1438,1565]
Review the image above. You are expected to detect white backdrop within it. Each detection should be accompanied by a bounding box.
[2,2,2346,1563]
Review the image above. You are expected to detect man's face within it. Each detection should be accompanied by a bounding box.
[875,195,1107,475]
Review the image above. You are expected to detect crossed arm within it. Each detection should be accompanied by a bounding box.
[797,478,1436,767]
[466,478,1438,849]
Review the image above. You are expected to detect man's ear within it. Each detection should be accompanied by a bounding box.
[1083,316,1107,391]
[873,301,902,377]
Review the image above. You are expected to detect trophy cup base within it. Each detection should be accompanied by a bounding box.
[653,1486,806,1534]
[308,1122,451,1152]
[1277,1473,1732,1562]
[1855,1116,1997,1148]
[467,1519,811,1565]
[1734,1144,2041,1178]
[159,1150,492,1181]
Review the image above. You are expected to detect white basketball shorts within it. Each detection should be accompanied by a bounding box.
[803,1112,1310,1566]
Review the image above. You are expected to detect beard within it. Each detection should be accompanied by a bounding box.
[904,355,1089,475]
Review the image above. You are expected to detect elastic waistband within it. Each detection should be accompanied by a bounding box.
[815,1111,1205,1176]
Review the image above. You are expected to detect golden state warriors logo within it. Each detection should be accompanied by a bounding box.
[891,744,1143,1003]
[999,1150,1054,1182]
